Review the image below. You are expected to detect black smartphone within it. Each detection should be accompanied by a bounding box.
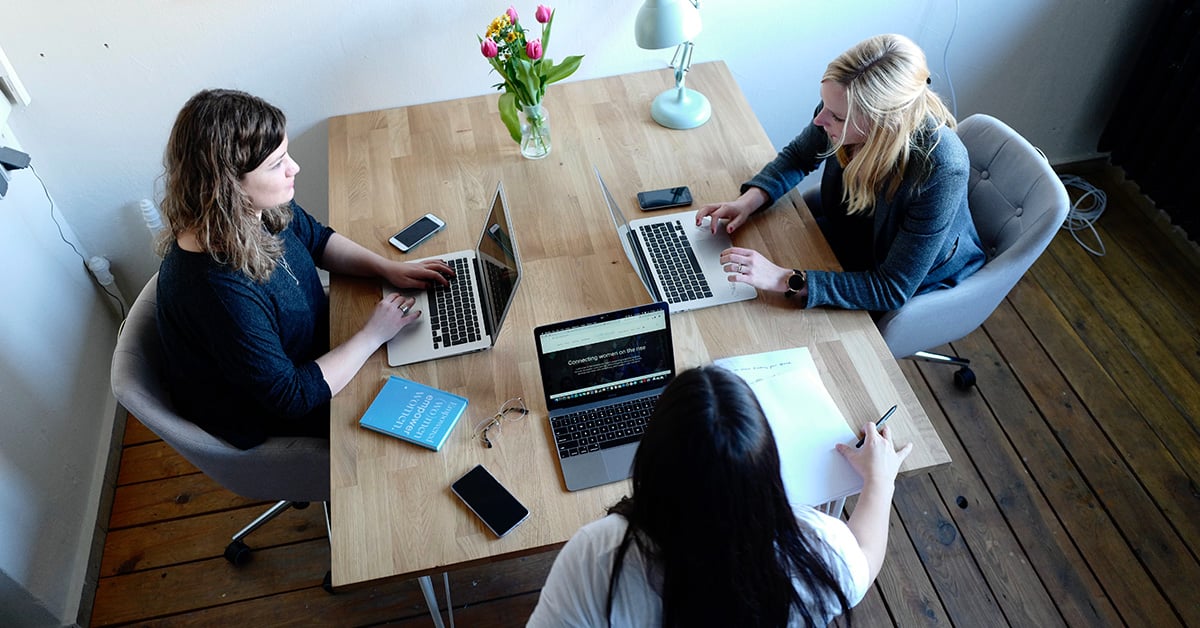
[450,464,530,537]
[637,186,693,211]
[388,213,446,252]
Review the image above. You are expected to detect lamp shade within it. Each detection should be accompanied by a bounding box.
[635,0,702,50]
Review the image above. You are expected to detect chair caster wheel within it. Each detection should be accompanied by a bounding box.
[224,540,253,566]
[293,501,310,510]
[322,570,335,594]
[954,367,977,390]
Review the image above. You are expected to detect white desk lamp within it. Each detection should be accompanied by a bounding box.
[635,0,711,129]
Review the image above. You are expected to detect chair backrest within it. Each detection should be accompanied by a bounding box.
[876,114,1070,359]
[110,275,330,502]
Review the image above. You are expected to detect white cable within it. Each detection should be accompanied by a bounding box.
[941,0,960,119]
[1058,174,1107,256]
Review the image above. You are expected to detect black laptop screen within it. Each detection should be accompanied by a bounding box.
[535,303,674,411]
[475,185,521,339]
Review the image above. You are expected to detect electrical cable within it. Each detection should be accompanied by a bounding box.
[29,163,128,318]
[1058,174,1107,256]
[941,0,960,119]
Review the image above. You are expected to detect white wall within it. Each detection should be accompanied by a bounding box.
[0,0,1156,624]
[0,125,121,626]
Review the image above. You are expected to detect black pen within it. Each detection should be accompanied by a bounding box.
[856,404,898,448]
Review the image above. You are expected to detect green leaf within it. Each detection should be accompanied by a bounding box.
[541,11,554,53]
[498,91,521,143]
[515,57,541,104]
[543,55,583,85]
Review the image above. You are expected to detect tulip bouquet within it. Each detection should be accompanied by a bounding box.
[479,5,583,156]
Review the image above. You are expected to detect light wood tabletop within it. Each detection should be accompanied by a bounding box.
[326,61,950,588]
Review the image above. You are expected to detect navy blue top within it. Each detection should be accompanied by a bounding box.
[744,111,986,311]
[157,202,335,449]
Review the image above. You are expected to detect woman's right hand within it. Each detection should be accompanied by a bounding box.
[363,292,421,346]
[694,187,770,235]
[836,422,913,487]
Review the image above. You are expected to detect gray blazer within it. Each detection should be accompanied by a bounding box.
[744,114,986,311]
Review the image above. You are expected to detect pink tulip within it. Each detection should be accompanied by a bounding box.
[535,5,552,23]
[506,6,519,23]
[481,38,498,58]
[525,39,543,60]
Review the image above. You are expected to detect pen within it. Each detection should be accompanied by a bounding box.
[856,404,898,448]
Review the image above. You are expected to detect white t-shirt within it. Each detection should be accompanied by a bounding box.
[527,508,870,627]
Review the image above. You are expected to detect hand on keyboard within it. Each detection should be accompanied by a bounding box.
[381,258,456,290]
[365,292,423,346]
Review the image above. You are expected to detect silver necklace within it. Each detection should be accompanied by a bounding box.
[278,256,300,286]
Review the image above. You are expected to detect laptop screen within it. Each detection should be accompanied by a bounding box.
[475,183,522,339]
[535,302,674,412]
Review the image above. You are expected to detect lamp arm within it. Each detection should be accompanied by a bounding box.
[672,41,695,90]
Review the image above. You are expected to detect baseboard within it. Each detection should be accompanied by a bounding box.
[75,402,129,628]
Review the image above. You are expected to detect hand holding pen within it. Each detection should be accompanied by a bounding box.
[836,404,913,487]
[856,405,897,448]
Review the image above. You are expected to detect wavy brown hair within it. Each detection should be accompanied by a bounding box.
[156,89,292,282]
[823,34,956,215]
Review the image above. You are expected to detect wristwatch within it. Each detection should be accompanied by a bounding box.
[784,269,807,298]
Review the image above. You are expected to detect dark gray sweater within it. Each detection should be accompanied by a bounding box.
[157,202,334,449]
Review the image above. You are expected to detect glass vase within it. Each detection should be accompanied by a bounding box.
[520,103,552,160]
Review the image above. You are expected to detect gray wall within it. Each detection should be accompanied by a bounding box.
[0,0,1155,624]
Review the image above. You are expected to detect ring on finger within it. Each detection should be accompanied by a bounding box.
[400,304,411,315]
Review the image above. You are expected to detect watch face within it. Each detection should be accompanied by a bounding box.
[788,272,805,291]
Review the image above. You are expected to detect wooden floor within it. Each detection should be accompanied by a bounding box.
[89,163,1200,627]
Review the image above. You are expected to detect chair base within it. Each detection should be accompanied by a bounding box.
[909,351,977,390]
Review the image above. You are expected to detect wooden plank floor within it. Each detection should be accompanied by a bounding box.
[89,162,1200,627]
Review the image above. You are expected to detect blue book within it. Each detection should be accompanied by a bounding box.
[358,376,468,451]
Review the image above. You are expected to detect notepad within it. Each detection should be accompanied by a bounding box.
[714,347,864,507]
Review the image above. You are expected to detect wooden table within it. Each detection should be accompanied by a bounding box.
[326,61,950,588]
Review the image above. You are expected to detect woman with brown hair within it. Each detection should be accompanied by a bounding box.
[155,88,451,449]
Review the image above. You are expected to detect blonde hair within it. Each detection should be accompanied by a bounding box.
[823,34,956,214]
[156,89,293,282]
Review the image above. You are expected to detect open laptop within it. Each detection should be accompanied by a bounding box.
[534,301,675,491]
[594,167,757,313]
[385,182,522,367]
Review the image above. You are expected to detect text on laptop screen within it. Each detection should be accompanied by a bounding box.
[476,189,521,337]
[538,308,672,408]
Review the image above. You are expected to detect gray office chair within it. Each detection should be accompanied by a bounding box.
[876,114,1070,388]
[111,275,331,567]
[111,276,449,623]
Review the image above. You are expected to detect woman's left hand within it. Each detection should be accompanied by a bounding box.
[719,247,791,293]
[381,259,455,290]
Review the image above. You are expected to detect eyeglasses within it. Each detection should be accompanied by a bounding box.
[473,397,529,448]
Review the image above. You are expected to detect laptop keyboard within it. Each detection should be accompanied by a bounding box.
[640,220,713,304]
[551,395,660,459]
[429,257,482,349]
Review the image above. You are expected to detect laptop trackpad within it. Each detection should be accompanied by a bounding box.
[602,443,638,482]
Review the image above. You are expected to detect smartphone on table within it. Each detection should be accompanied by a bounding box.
[388,213,446,252]
[451,464,530,538]
[637,186,693,211]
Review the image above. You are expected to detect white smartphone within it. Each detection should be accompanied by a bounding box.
[388,213,446,252]
[451,464,530,538]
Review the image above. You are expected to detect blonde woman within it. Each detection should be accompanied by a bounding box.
[697,34,986,311]
[156,89,452,449]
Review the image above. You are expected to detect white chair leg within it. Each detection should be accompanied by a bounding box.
[419,575,446,628]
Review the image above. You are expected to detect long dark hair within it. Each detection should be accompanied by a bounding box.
[607,366,852,627]
[157,88,293,282]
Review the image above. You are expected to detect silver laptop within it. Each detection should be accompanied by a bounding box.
[594,167,757,313]
[385,182,522,367]
[534,302,674,491]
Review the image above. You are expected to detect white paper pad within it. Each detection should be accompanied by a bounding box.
[715,347,865,507]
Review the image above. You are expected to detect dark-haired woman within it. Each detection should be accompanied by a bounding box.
[527,366,912,627]
[155,89,453,449]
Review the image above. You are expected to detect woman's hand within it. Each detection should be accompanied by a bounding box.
[380,259,455,290]
[835,422,913,487]
[361,293,422,346]
[719,247,792,293]
[694,187,770,235]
